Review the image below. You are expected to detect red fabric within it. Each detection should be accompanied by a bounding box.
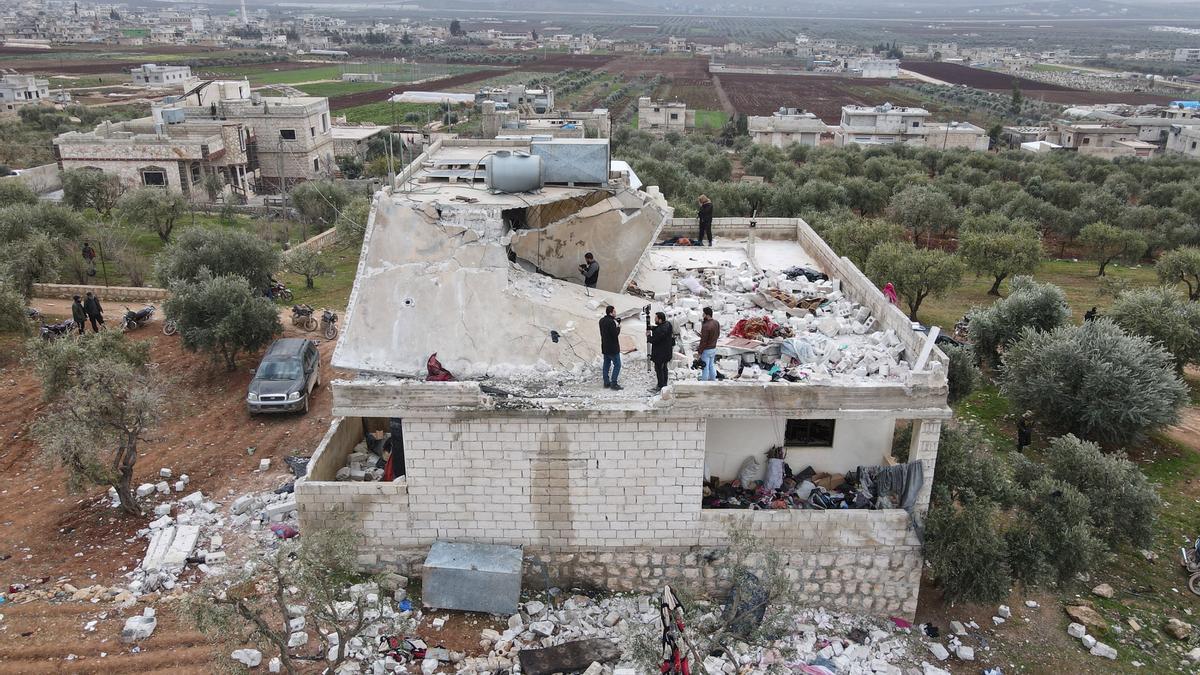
[729,316,779,340]
[383,453,396,482]
[270,523,299,539]
[425,353,455,381]
[883,283,899,306]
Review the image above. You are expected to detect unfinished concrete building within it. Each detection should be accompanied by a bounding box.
[294,138,949,619]
[0,73,49,116]
[480,100,611,139]
[637,97,695,135]
[475,84,554,114]
[130,63,193,87]
[834,103,930,147]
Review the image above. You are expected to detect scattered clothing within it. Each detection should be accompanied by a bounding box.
[782,266,828,283]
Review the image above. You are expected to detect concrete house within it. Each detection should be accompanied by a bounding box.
[923,121,990,151]
[1166,124,1200,158]
[637,97,695,135]
[294,137,949,619]
[475,85,554,114]
[481,101,611,139]
[833,103,930,147]
[748,108,829,148]
[53,107,254,199]
[130,63,193,87]
[0,73,49,116]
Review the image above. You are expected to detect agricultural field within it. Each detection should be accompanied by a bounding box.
[901,61,1075,91]
[693,109,729,130]
[198,64,347,85]
[656,82,724,110]
[717,74,929,123]
[335,100,446,126]
[327,69,502,111]
[602,55,710,79]
[296,80,395,98]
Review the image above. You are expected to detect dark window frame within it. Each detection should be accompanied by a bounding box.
[280,129,297,140]
[784,419,836,447]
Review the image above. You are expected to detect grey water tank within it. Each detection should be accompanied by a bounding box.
[485,150,543,193]
[531,138,609,185]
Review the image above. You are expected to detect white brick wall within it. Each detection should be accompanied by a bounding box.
[297,411,937,617]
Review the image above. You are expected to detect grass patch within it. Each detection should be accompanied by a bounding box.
[953,383,1013,448]
[200,64,345,85]
[278,246,359,310]
[296,81,394,98]
[693,109,728,130]
[920,257,1159,330]
[335,101,443,125]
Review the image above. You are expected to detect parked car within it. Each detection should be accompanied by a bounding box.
[246,338,321,415]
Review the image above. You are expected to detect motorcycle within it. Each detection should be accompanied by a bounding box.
[39,319,76,341]
[121,305,156,332]
[162,318,178,336]
[266,281,294,303]
[320,308,338,340]
[1181,537,1200,597]
[291,304,317,331]
[26,307,41,323]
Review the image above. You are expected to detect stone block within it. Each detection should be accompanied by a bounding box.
[1067,622,1087,638]
[927,643,949,661]
[232,648,263,667]
[1089,642,1117,659]
[121,615,157,642]
[136,484,156,498]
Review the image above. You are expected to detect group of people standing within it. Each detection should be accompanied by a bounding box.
[597,304,723,392]
[70,292,105,334]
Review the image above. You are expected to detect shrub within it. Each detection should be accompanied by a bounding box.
[1110,286,1200,373]
[1156,246,1200,301]
[1043,434,1160,548]
[117,187,187,243]
[943,343,979,404]
[932,423,1017,506]
[0,181,37,208]
[1005,477,1103,586]
[968,276,1070,367]
[924,499,1012,604]
[290,180,352,227]
[1000,319,1188,446]
[154,227,280,291]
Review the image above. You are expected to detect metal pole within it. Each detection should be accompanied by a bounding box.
[97,238,110,288]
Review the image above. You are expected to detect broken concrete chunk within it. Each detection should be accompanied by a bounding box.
[120,614,157,642]
[232,648,263,667]
[1068,622,1087,638]
[927,642,949,661]
[1089,641,1117,659]
[136,484,156,498]
[517,638,622,675]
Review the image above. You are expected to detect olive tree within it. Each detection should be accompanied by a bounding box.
[118,187,187,243]
[29,332,158,515]
[967,276,1070,367]
[165,272,282,370]
[0,280,30,335]
[887,185,956,246]
[1000,319,1188,446]
[183,519,410,675]
[284,246,331,289]
[824,218,905,268]
[290,180,352,230]
[155,227,280,291]
[0,181,37,208]
[1110,286,1200,373]
[1156,246,1200,301]
[1078,221,1145,276]
[865,241,965,320]
[957,217,1042,296]
[924,498,1012,604]
[61,168,124,217]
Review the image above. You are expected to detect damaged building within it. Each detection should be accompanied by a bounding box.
[295,137,948,619]
[480,100,611,140]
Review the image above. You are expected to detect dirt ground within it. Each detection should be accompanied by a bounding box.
[0,299,340,671]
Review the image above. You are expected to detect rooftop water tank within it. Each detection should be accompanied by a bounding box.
[485,151,543,193]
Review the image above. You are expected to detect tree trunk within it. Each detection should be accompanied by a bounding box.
[114,434,140,515]
[305,275,314,289]
[1097,258,1109,277]
[988,275,1005,296]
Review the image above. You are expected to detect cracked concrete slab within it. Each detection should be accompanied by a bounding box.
[509,192,667,293]
[332,195,647,379]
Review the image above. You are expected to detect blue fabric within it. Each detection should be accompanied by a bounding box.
[701,348,717,381]
[603,353,622,386]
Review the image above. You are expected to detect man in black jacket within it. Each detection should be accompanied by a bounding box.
[697,195,713,246]
[71,295,86,335]
[579,252,599,290]
[648,311,674,391]
[599,305,622,390]
[83,291,105,332]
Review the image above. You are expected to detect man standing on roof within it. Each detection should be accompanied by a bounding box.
[697,195,713,247]
[698,306,719,381]
[648,311,674,392]
[599,305,623,390]
[580,252,599,291]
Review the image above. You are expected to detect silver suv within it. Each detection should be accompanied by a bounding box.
[247,338,321,414]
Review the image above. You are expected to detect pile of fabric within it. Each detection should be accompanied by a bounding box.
[702,453,924,512]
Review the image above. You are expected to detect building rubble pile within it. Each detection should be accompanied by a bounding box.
[334,431,398,482]
[452,593,930,675]
[655,260,916,385]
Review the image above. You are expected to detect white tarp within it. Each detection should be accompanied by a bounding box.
[390,91,475,105]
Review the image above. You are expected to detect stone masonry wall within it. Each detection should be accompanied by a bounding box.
[297,411,929,617]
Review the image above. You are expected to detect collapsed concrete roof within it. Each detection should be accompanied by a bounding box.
[332,140,669,380]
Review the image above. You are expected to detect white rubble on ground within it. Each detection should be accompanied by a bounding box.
[447,593,926,675]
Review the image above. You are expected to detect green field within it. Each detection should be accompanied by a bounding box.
[693,109,728,130]
[296,81,395,98]
[335,101,443,125]
[199,64,345,85]
[202,62,491,87]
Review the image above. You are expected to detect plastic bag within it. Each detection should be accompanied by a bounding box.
[737,455,761,485]
[764,457,785,492]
